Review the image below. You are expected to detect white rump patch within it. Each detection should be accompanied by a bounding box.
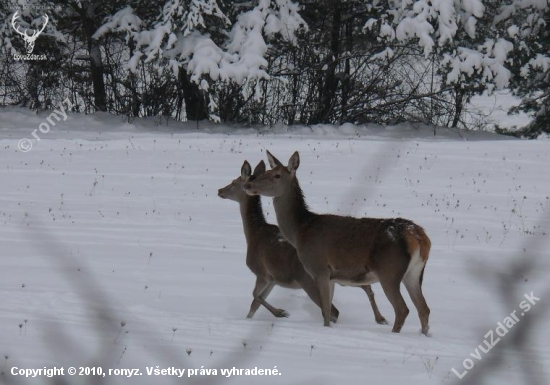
[404,247,424,287]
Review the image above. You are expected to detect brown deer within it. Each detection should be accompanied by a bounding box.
[218,160,341,321]
[244,151,431,335]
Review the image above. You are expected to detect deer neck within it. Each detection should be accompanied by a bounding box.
[239,195,267,243]
[272,177,312,247]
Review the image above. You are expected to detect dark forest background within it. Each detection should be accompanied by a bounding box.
[0,0,549,138]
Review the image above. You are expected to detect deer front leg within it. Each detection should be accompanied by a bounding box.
[249,277,289,318]
[315,274,333,327]
[298,274,339,323]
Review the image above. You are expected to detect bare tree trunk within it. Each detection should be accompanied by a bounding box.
[180,71,207,121]
[340,17,353,124]
[127,40,141,117]
[27,66,41,110]
[82,1,106,112]
[451,86,464,128]
[314,0,341,124]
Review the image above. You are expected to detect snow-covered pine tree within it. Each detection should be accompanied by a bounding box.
[353,0,549,133]
[95,0,306,122]
[500,1,550,138]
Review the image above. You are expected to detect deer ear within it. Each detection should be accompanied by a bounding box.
[241,160,252,179]
[266,150,283,169]
[287,151,300,174]
[253,160,266,176]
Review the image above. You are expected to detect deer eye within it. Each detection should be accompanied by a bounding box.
[274,174,281,179]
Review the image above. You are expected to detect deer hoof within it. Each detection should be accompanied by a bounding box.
[275,309,289,318]
[330,308,339,323]
[376,317,389,325]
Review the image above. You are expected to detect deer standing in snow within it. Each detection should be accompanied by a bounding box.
[244,151,431,335]
[218,160,340,321]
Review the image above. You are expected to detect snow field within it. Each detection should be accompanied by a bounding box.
[0,112,548,384]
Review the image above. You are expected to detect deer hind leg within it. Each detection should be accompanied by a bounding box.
[247,281,275,319]
[248,277,289,318]
[379,277,409,333]
[361,285,388,325]
[403,262,430,336]
[377,250,410,333]
[298,274,339,323]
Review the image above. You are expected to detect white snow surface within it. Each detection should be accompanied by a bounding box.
[0,107,549,384]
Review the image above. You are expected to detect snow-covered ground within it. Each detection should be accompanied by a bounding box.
[0,107,548,385]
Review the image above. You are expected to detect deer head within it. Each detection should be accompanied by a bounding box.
[12,11,49,54]
[218,160,266,202]
[244,150,300,197]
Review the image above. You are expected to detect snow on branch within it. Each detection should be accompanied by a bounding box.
[442,38,513,90]
[92,6,142,42]
[97,1,306,87]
